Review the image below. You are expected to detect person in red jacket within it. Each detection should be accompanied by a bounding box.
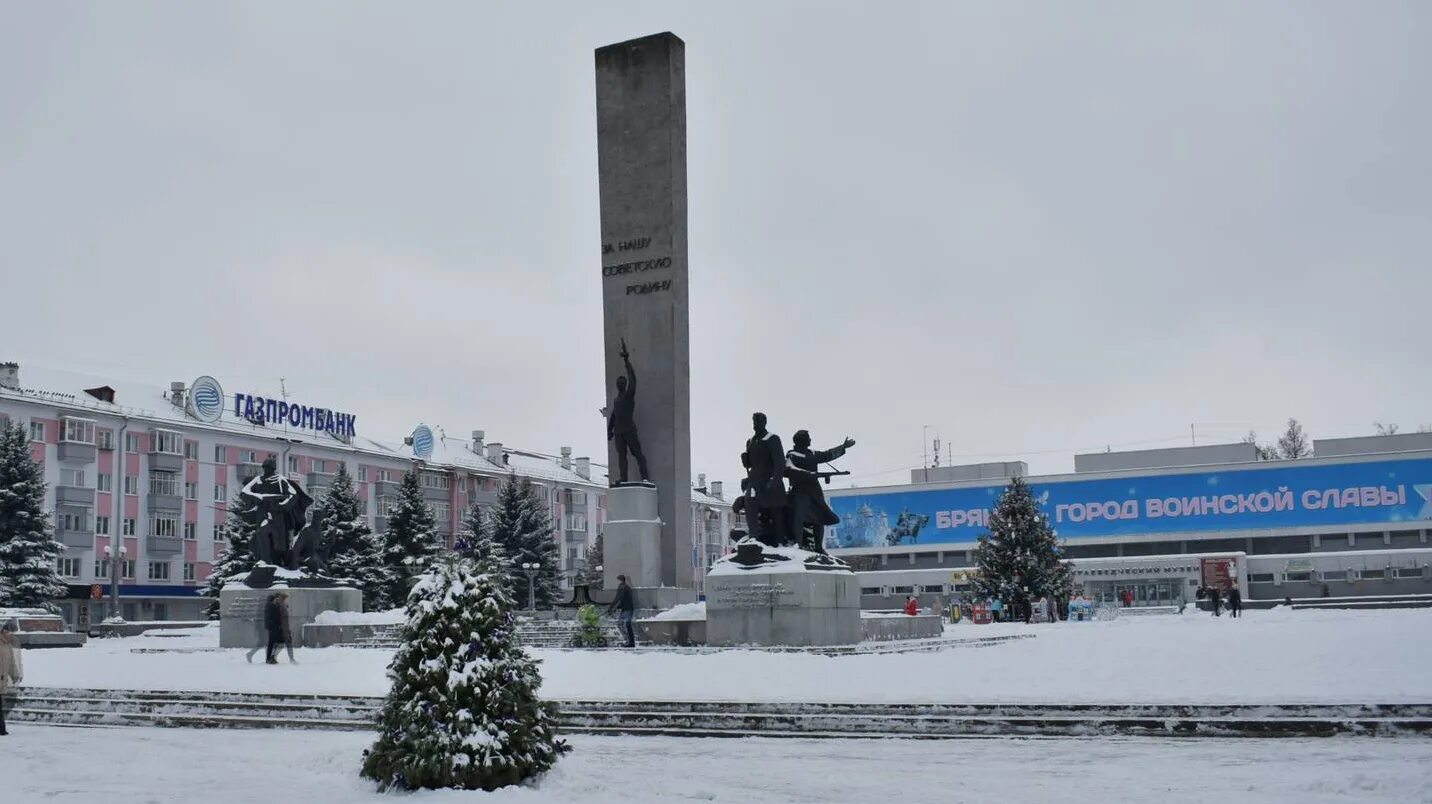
[904,596,919,616]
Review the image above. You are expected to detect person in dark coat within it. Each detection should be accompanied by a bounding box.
[247,593,277,663]
[607,575,636,648]
[1209,586,1222,617]
[264,591,296,664]
[1227,586,1242,618]
[744,413,791,547]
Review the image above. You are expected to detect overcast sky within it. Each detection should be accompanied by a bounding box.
[2,2,1428,488]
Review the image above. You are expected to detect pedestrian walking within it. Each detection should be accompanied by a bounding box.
[607,574,637,648]
[1228,586,1242,618]
[1210,586,1222,617]
[0,619,23,735]
[265,591,297,664]
[990,597,1003,623]
[247,593,277,663]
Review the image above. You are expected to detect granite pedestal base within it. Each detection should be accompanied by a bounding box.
[705,568,861,647]
[603,484,663,589]
[219,585,362,649]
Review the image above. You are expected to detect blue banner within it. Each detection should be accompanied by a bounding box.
[827,457,1432,549]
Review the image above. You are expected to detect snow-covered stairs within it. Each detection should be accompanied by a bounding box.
[13,687,1432,738]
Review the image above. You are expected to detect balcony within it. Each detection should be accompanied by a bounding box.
[565,529,589,542]
[237,462,263,484]
[373,480,400,498]
[306,470,337,489]
[55,485,96,507]
[148,452,184,472]
[147,493,183,514]
[57,441,97,463]
[421,484,450,502]
[146,536,183,555]
[56,512,93,549]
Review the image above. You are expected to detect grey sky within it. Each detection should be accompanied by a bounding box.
[2,1,1428,489]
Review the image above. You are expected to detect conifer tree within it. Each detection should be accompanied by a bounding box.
[360,554,568,791]
[316,464,390,611]
[201,492,261,618]
[455,503,508,576]
[973,476,1071,602]
[380,469,441,606]
[580,533,605,589]
[0,422,67,610]
[488,475,559,609]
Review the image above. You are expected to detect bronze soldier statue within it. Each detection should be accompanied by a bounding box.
[239,456,313,568]
[743,412,791,547]
[786,430,855,553]
[607,339,650,485]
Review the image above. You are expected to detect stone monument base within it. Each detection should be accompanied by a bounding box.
[704,540,860,647]
[218,567,361,649]
[603,483,663,589]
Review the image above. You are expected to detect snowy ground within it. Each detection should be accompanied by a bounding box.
[23,607,1432,704]
[2,725,1429,803]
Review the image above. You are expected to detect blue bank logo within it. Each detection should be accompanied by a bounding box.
[411,424,434,460]
[189,376,224,424]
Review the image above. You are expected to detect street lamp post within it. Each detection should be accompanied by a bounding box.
[521,562,540,611]
[105,543,127,623]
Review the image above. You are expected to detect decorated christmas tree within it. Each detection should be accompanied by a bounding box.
[488,475,559,609]
[455,503,508,574]
[972,475,1071,602]
[317,465,389,611]
[360,555,568,791]
[0,422,67,610]
[200,492,261,618]
[380,469,441,606]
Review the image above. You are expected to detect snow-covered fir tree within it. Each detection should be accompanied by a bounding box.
[972,476,1071,602]
[579,533,604,589]
[200,492,261,618]
[360,554,568,791]
[488,475,559,609]
[380,469,441,606]
[0,422,67,610]
[316,465,390,611]
[455,503,508,576]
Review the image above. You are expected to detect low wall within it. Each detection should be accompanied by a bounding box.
[17,631,87,649]
[89,621,209,639]
[638,618,706,647]
[302,622,395,648]
[861,614,943,642]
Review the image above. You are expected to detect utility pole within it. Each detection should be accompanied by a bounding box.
[922,425,929,482]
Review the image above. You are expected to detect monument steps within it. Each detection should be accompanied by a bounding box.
[13,687,1432,739]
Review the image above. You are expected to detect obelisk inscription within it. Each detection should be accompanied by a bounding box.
[596,32,692,589]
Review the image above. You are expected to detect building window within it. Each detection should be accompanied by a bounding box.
[1320,570,1348,582]
[96,430,114,450]
[431,500,451,522]
[1394,567,1425,579]
[891,585,915,594]
[561,489,587,507]
[359,467,368,482]
[214,484,227,503]
[1284,571,1313,582]
[56,511,88,532]
[152,430,183,455]
[61,418,96,444]
[214,445,227,464]
[287,455,299,473]
[377,469,393,483]
[124,433,141,453]
[213,523,226,541]
[94,560,109,578]
[95,515,110,535]
[183,562,196,582]
[59,468,86,488]
[184,482,197,500]
[921,585,945,594]
[183,440,198,460]
[421,472,451,491]
[29,420,45,442]
[97,473,112,492]
[123,475,138,495]
[565,513,587,532]
[1247,573,1275,583]
[56,557,81,578]
[243,450,258,463]
[121,560,135,579]
[148,561,171,581]
[149,471,179,496]
[122,518,136,536]
[150,517,179,538]
[1361,569,1386,580]
[376,497,396,517]
[183,522,197,540]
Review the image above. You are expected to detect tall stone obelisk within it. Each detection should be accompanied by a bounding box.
[596,32,692,591]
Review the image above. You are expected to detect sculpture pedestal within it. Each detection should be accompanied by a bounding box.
[603,483,663,590]
[218,570,361,648]
[704,541,861,647]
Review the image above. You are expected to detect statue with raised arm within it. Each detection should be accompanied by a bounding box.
[786,430,856,553]
[239,456,313,568]
[607,338,651,485]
